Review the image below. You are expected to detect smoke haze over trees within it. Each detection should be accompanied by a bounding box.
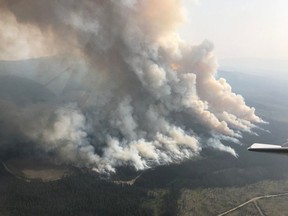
[0,0,262,172]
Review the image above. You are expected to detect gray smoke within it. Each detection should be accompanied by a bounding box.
[0,0,263,172]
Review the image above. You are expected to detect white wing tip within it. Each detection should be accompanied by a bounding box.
[248,143,282,150]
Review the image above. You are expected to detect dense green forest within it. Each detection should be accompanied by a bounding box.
[1,142,288,216]
[0,165,152,216]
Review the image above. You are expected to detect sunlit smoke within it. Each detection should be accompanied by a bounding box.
[0,0,263,173]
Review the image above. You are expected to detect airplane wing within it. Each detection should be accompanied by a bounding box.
[248,143,288,153]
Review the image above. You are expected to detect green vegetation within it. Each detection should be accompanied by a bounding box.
[0,166,153,216]
[178,180,288,216]
[258,196,288,216]
[1,70,288,215]
[227,203,259,216]
[2,160,288,216]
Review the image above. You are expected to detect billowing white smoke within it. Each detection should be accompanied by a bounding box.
[0,0,263,172]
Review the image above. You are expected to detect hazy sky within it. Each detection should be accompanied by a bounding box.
[1,0,287,61]
[181,0,288,60]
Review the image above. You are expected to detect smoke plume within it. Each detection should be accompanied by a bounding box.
[0,0,262,172]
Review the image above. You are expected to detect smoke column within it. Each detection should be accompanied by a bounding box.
[0,0,262,172]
